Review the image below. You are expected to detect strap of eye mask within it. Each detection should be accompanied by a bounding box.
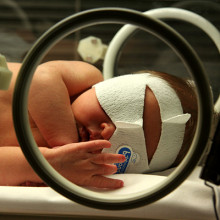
[145,75,191,172]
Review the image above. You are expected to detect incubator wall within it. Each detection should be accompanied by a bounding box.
[0,1,219,219]
[0,0,219,100]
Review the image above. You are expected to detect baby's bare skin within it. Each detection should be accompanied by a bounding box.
[0,63,47,147]
[0,61,125,188]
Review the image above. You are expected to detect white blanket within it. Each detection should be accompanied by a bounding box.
[0,167,219,220]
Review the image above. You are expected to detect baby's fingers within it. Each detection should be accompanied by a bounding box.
[90,175,124,189]
[94,164,118,176]
[79,140,111,153]
[92,153,125,165]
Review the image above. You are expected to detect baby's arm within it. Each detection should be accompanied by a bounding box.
[0,140,125,188]
[28,61,103,147]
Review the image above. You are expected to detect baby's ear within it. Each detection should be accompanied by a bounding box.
[100,122,115,140]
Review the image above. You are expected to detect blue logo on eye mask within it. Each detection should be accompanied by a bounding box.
[116,146,132,174]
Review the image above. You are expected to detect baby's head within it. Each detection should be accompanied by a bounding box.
[72,71,197,173]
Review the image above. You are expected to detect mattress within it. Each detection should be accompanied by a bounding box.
[0,167,219,219]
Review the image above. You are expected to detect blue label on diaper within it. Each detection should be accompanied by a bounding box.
[116,146,132,174]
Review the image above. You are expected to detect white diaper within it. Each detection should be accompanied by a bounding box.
[94,73,191,173]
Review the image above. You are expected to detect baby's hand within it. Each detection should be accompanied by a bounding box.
[47,140,125,189]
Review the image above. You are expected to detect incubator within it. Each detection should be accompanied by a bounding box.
[0,1,219,219]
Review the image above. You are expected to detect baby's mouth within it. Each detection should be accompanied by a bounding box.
[76,123,89,142]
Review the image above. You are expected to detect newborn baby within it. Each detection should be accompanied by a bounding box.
[0,60,197,187]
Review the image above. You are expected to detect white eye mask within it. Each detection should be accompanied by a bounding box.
[94,73,191,173]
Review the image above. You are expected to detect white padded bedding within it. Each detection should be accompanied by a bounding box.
[0,167,219,220]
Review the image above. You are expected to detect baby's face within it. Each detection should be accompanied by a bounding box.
[72,88,115,142]
[72,87,161,160]
[72,86,161,162]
